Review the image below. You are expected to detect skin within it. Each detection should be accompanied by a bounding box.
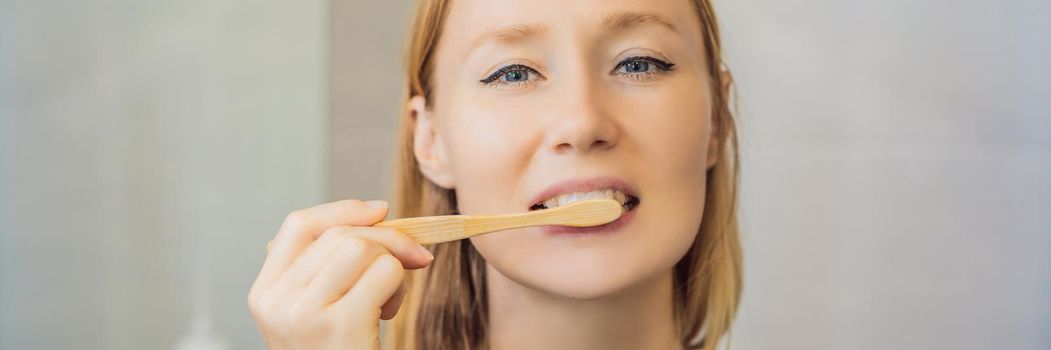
[248,0,724,349]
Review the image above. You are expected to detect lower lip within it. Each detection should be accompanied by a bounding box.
[539,203,639,235]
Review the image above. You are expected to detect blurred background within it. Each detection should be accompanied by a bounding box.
[1,0,1048,349]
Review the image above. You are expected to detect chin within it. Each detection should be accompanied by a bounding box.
[533,274,640,301]
[487,246,662,301]
[510,270,644,301]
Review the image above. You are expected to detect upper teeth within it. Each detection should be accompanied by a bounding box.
[542,189,628,209]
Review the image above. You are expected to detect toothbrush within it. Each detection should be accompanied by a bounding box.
[375,199,623,245]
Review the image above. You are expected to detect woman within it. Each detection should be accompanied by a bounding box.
[248,0,741,349]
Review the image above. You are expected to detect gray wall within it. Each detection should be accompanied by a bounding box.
[1,0,1048,349]
[1,0,326,349]
[329,0,416,201]
[719,1,1050,348]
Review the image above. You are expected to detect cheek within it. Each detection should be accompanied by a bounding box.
[618,79,714,183]
[618,85,713,270]
[635,87,713,245]
[440,101,540,215]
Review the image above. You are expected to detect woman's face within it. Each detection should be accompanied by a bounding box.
[414,0,717,299]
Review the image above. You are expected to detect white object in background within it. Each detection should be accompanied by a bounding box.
[173,317,229,350]
[172,225,229,350]
[164,45,231,350]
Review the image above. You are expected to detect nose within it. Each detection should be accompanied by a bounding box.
[545,76,620,154]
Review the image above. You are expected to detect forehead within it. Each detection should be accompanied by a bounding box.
[440,0,704,52]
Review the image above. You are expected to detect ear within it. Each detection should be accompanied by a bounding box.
[706,68,733,169]
[410,95,456,189]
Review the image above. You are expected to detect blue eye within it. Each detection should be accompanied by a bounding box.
[622,60,651,73]
[503,69,529,82]
[613,56,676,77]
[480,64,543,85]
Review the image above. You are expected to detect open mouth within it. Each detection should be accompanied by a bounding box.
[528,188,640,212]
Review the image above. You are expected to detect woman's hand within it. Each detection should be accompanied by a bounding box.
[248,199,434,350]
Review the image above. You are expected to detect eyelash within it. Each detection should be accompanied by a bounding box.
[478,64,543,87]
[611,56,676,81]
[478,56,676,88]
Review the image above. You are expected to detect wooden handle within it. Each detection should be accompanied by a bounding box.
[375,199,623,245]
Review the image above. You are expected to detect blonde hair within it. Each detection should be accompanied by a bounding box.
[384,0,741,349]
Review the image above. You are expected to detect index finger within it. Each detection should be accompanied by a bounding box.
[255,199,390,288]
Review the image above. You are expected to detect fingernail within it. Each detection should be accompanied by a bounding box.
[416,245,434,260]
[364,200,388,209]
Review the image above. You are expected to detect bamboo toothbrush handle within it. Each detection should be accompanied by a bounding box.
[374,199,623,245]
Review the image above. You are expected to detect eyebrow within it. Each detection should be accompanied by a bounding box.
[467,11,676,53]
[469,23,549,52]
[601,11,678,33]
